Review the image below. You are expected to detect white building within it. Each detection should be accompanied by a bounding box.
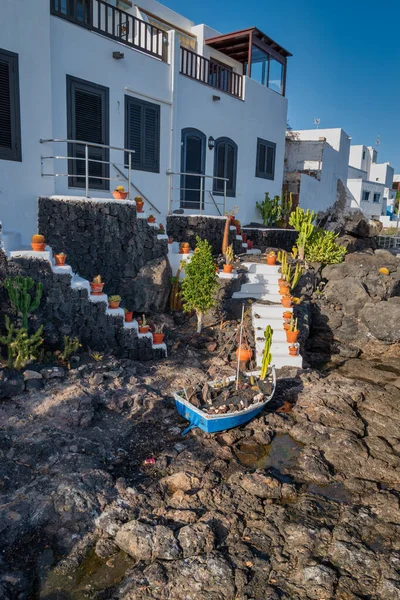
[284,128,351,214]
[347,145,395,221]
[0,0,291,249]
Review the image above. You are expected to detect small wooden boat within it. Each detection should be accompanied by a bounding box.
[174,368,276,435]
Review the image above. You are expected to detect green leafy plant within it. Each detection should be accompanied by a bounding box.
[181,236,218,333]
[108,295,121,303]
[0,315,43,370]
[260,325,273,380]
[256,193,282,226]
[305,230,347,264]
[59,336,80,363]
[4,276,43,329]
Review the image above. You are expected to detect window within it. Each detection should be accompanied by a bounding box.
[244,47,285,95]
[255,138,276,180]
[125,96,160,173]
[67,75,109,189]
[213,137,237,197]
[362,190,370,201]
[373,193,381,203]
[51,0,91,26]
[0,49,21,162]
[362,150,366,160]
[209,59,233,94]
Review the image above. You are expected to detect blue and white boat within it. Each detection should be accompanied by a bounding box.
[174,368,276,435]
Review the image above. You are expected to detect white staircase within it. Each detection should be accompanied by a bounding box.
[234,261,303,370]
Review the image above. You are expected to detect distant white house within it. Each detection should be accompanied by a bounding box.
[284,128,351,213]
[347,145,395,222]
[0,0,292,250]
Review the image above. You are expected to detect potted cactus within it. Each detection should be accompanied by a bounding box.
[135,196,144,213]
[157,224,165,235]
[153,323,165,344]
[112,185,128,200]
[147,214,156,223]
[266,251,277,266]
[289,343,299,356]
[139,314,150,334]
[286,315,299,343]
[54,252,67,266]
[279,280,291,295]
[31,234,46,252]
[124,308,134,322]
[283,310,293,320]
[180,242,190,255]
[108,295,121,309]
[223,244,234,273]
[90,275,104,295]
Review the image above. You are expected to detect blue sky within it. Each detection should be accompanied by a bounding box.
[165,0,400,172]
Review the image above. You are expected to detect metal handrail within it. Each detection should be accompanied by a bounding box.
[113,163,161,215]
[166,170,228,215]
[40,138,135,199]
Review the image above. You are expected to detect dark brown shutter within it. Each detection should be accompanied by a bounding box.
[125,96,160,172]
[0,49,21,161]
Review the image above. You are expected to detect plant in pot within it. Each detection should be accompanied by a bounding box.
[279,279,291,296]
[54,251,67,266]
[31,234,46,252]
[289,343,299,356]
[283,310,293,320]
[266,251,277,266]
[286,315,299,343]
[281,295,292,308]
[153,323,165,344]
[180,242,190,254]
[223,244,234,273]
[139,314,150,334]
[108,295,121,309]
[124,308,134,322]
[148,214,156,223]
[135,196,144,213]
[157,224,165,235]
[90,275,104,295]
[112,185,128,200]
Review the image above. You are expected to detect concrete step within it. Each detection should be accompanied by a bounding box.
[2,231,22,254]
[240,283,279,295]
[242,262,280,275]
[232,291,282,303]
[253,304,292,319]
[245,249,262,255]
[246,272,281,284]
[254,327,287,343]
[257,353,303,369]
[71,274,90,293]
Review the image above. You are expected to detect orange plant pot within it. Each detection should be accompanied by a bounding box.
[90,282,104,295]
[242,233,247,242]
[281,296,292,308]
[286,330,299,344]
[266,255,277,265]
[223,264,233,273]
[136,201,144,213]
[283,311,293,320]
[54,254,66,266]
[108,301,120,309]
[125,312,133,322]
[289,346,299,356]
[139,325,150,334]
[153,333,165,344]
[283,322,290,331]
[31,242,46,252]
[236,347,252,363]
[148,217,156,223]
[112,191,128,200]
[279,283,291,295]
[181,247,190,254]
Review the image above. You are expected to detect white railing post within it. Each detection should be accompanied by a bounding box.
[199,177,203,214]
[128,151,132,200]
[85,144,89,198]
[223,180,227,215]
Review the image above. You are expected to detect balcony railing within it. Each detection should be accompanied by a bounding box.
[180,47,243,99]
[50,0,168,62]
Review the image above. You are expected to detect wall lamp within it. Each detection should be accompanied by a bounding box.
[113,51,125,60]
[208,136,215,150]
[212,95,221,102]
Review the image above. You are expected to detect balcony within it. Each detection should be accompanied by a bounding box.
[180,47,243,99]
[50,0,168,62]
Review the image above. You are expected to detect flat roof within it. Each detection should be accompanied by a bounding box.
[206,27,292,64]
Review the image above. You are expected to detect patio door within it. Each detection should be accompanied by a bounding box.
[180,128,206,209]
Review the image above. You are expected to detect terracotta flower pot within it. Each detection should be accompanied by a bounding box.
[283,322,290,331]
[54,254,66,266]
[168,237,174,244]
[236,225,241,235]
[279,283,291,295]
[31,243,46,252]
[281,296,292,308]
[289,346,299,356]
[266,255,277,265]
[242,233,247,242]
[148,217,156,223]
[181,247,190,254]
[223,264,233,273]
[139,325,150,334]
[153,333,165,344]
[247,240,253,250]
[283,311,293,320]
[125,312,133,322]
[286,330,299,344]
[109,301,120,309]
[90,282,104,295]
[112,191,128,200]
[236,346,252,362]
[136,201,144,213]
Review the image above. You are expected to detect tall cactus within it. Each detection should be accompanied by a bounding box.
[279,251,288,278]
[287,263,304,290]
[297,222,315,261]
[281,191,293,225]
[260,325,273,381]
[3,276,43,329]
[289,207,316,232]
[0,315,43,370]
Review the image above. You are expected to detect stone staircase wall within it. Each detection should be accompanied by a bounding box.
[242,227,298,252]
[166,215,243,255]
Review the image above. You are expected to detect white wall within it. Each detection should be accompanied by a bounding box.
[347,178,385,218]
[0,0,54,244]
[369,162,394,187]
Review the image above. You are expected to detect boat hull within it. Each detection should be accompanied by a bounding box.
[174,368,276,434]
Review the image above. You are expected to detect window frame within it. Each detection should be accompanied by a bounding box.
[213,136,238,197]
[66,75,110,190]
[0,48,22,162]
[255,138,276,180]
[362,190,370,202]
[373,193,381,204]
[125,95,160,174]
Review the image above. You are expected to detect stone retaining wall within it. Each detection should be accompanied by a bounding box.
[38,197,170,310]
[242,227,298,252]
[166,215,239,255]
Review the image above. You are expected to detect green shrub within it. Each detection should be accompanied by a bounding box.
[256,193,281,226]
[4,276,43,329]
[305,230,347,264]
[0,315,43,370]
[181,236,218,333]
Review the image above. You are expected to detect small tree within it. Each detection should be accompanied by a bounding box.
[181,236,218,333]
